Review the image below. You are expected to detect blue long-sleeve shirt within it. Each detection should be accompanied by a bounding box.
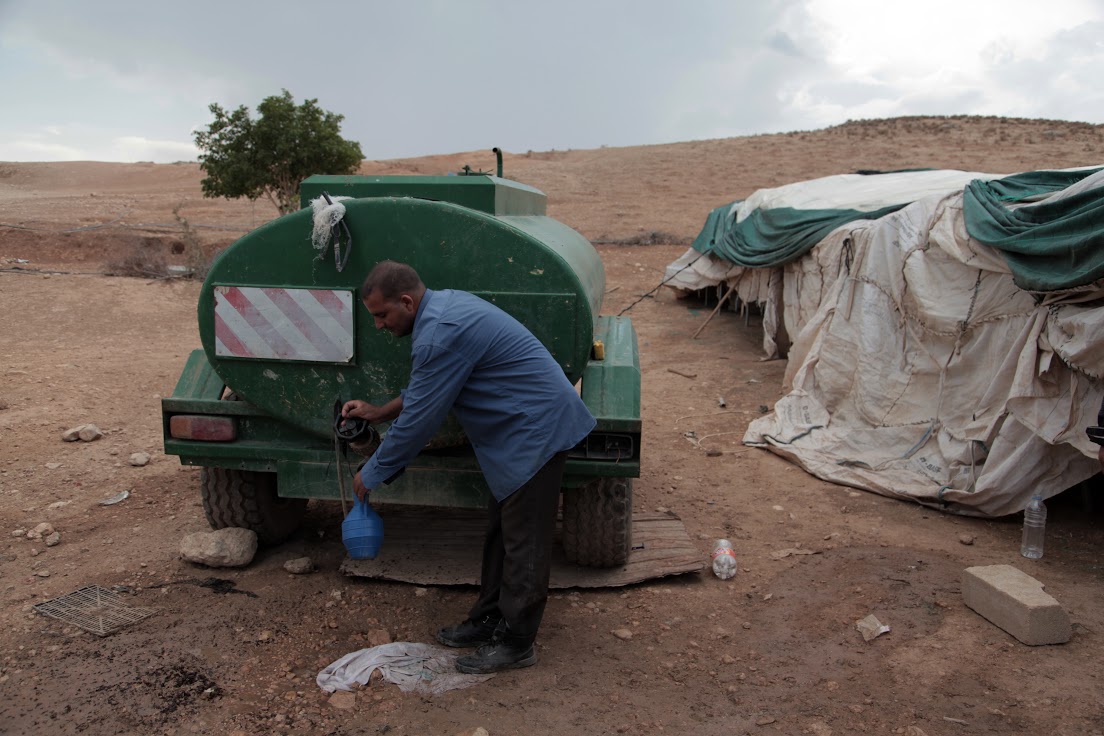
[359,289,596,501]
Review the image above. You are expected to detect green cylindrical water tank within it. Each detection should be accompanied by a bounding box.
[198,176,605,440]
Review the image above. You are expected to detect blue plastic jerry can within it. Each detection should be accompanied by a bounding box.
[342,496,384,559]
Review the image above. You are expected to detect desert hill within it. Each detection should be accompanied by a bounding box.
[1,115,1102,268]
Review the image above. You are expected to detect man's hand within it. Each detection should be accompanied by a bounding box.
[342,396,404,425]
[342,400,386,425]
[352,469,370,501]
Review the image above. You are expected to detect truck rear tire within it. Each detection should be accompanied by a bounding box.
[201,467,305,545]
[561,477,633,567]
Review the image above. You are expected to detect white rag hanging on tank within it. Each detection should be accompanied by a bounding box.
[309,194,352,255]
[316,641,494,695]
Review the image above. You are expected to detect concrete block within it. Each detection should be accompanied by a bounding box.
[962,564,1070,646]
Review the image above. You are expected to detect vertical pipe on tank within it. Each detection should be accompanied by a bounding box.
[493,147,503,178]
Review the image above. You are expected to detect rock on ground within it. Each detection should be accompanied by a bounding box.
[26,523,54,541]
[283,557,314,574]
[366,629,392,647]
[328,691,356,710]
[62,424,103,442]
[77,425,103,441]
[128,452,151,467]
[180,528,258,568]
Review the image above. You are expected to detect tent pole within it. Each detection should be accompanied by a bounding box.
[693,286,737,339]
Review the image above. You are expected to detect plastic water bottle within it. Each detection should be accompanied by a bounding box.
[342,496,384,560]
[711,539,738,580]
[1020,495,1046,560]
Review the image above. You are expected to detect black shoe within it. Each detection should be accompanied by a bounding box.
[455,638,537,674]
[436,615,503,648]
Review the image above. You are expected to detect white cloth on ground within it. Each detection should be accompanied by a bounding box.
[316,641,494,695]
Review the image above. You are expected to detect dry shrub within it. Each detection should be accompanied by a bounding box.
[173,204,216,280]
[104,244,169,278]
[598,230,686,246]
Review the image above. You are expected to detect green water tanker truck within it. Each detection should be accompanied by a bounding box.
[161,164,641,567]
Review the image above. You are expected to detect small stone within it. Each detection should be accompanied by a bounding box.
[414,587,428,597]
[46,501,70,510]
[34,570,50,578]
[755,716,776,726]
[11,529,25,538]
[257,630,273,642]
[180,527,258,568]
[720,654,736,664]
[45,532,60,547]
[741,622,752,630]
[283,557,314,575]
[27,523,53,541]
[44,463,62,470]
[958,534,975,546]
[78,425,103,442]
[611,628,633,641]
[328,691,356,710]
[366,629,392,647]
[128,452,151,467]
[457,729,490,736]
[61,426,85,442]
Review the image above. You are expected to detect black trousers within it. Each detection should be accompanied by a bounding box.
[467,451,567,645]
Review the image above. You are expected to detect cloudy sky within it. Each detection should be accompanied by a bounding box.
[1,0,1101,163]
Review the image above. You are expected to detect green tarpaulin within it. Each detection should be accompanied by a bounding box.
[692,201,906,268]
[692,168,1104,291]
[963,168,1104,291]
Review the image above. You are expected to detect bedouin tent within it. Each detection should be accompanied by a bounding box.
[665,167,1104,516]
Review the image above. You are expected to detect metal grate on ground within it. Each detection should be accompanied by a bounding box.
[33,585,157,637]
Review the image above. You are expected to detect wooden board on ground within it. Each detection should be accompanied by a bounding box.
[341,508,704,588]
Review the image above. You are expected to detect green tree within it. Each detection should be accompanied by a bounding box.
[193,90,363,215]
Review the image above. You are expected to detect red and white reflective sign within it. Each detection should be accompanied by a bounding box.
[213,286,355,363]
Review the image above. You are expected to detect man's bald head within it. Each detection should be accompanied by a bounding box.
[361,261,425,301]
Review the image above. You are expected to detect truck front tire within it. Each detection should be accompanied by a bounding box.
[200,467,305,545]
[561,477,633,567]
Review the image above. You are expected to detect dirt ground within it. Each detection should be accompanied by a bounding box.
[2,116,1103,736]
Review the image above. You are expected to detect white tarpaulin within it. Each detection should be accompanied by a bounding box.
[663,169,1001,358]
[671,171,1104,516]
